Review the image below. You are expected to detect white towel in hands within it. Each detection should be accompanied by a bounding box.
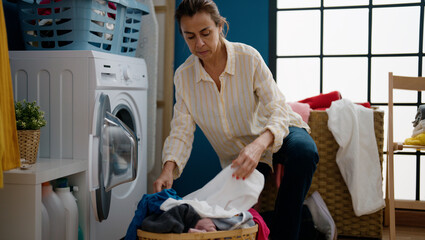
[160,165,264,218]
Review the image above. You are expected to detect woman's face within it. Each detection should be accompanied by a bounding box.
[180,11,223,62]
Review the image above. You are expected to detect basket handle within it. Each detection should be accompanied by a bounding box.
[109,0,150,14]
[16,0,149,15]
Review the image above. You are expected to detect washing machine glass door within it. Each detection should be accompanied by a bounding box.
[89,93,138,222]
[103,111,138,191]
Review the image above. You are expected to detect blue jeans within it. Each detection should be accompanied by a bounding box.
[257,127,319,240]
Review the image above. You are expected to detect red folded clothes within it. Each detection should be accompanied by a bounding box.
[38,0,117,19]
[299,91,342,110]
[357,102,371,108]
[298,91,370,110]
[248,208,270,240]
[38,0,62,16]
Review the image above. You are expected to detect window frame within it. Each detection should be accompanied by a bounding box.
[269,0,425,201]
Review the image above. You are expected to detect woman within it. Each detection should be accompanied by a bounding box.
[153,0,319,239]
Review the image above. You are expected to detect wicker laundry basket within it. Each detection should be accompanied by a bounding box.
[137,225,258,240]
[258,109,384,239]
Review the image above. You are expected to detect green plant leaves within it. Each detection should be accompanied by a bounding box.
[15,100,47,130]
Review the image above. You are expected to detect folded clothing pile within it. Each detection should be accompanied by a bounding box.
[405,105,425,145]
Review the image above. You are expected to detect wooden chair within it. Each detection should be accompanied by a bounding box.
[387,72,425,240]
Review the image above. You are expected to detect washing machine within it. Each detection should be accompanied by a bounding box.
[9,50,148,240]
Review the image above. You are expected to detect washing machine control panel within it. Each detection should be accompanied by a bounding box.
[95,57,148,89]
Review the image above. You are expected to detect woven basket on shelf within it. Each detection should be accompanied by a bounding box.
[137,225,258,240]
[17,129,41,164]
[258,109,384,239]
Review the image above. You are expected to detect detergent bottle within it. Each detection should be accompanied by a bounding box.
[55,178,79,240]
[42,181,66,240]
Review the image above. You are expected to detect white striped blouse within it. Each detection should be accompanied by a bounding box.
[162,39,310,178]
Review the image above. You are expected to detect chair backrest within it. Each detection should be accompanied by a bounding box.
[389,72,425,91]
[386,74,425,240]
[388,72,425,150]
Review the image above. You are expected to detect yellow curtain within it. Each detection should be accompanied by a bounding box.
[0,2,20,188]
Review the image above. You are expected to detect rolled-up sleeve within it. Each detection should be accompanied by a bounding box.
[252,52,292,153]
[162,74,196,179]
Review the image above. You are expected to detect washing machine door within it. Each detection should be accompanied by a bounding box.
[89,93,138,222]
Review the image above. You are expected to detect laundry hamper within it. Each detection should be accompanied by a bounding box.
[16,0,149,56]
[258,109,384,239]
[137,225,258,240]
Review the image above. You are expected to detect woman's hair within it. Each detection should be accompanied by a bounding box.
[175,0,229,38]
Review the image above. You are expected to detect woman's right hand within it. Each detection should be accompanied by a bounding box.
[153,161,176,193]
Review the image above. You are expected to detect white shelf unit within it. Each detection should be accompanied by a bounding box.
[0,158,88,240]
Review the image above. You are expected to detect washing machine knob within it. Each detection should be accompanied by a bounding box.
[122,65,130,81]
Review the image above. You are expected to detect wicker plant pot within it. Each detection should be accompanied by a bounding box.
[17,129,41,164]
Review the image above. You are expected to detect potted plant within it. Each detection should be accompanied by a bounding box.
[15,100,47,164]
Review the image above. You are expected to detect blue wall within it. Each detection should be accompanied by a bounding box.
[2,0,25,50]
[172,0,269,196]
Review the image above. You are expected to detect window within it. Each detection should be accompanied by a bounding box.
[270,0,424,201]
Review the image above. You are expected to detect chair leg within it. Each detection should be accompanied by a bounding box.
[387,151,396,240]
[388,194,396,240]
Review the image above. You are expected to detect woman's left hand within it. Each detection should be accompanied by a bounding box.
[231,142,264,180]
[231,129,274,180]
